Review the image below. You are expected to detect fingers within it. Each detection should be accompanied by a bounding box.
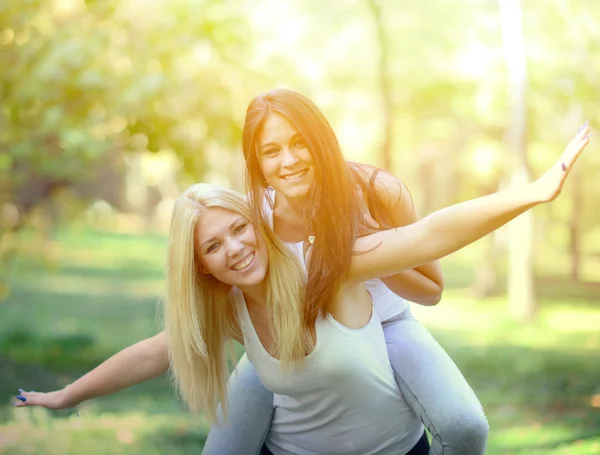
[12,389,40,407]
[562,122,592,172]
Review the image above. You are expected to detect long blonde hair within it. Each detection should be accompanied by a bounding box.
[164,183,309,423]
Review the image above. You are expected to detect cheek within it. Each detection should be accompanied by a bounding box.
[258,156,276,176]
[299,148,313,164]
[257,159,281,188]
[200,256,221,276]
[245,229,259,248]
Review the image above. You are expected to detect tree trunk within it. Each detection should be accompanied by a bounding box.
[367,0,393,171]
[566,103,584,281]
[569,165,582,281]
[499,0,537,322]
[472,181,501,298]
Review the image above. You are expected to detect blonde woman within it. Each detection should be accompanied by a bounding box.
[14,123,590,454]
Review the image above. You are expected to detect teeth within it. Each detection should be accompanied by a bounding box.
[281,169,307,180]
[232,252,254,271]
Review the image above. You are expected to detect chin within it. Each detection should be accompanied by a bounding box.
[242,267,268,287]
[279,181,313,200]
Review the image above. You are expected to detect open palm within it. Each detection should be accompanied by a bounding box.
[532,124,591,203]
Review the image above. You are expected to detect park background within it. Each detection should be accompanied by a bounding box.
[1,0,599,453]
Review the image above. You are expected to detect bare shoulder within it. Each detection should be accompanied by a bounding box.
[351,162,417,226]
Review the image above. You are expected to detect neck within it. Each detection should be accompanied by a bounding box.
[275,192,313,231]
[239,281,267,306]
[275,191,309,214]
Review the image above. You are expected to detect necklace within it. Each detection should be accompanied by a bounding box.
[274,190,315,244]
[297,215,315,244]
[292,207,315,244]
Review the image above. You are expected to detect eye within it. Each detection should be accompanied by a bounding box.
[206,243,220,254]
[263,147,279,156]
[233,223,248,234]
[292,139,306,149]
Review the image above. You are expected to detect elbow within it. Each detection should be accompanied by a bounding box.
[424,267,445,306]
[419,291,442,306]
[413,281,444,306]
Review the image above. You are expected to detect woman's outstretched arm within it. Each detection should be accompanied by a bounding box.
[13,331,168,409]
[358,166,444,305]
[350,125,591,283]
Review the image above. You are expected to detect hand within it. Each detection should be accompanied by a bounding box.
[530,122,591,203]
[12,388,74,410]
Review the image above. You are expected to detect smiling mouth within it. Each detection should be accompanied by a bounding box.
[280,169,308,181]
[230,252,255,271]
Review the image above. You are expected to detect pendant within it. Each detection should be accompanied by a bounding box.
[308,235,315,244]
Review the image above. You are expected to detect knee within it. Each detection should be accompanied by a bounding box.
[432,405,489,453]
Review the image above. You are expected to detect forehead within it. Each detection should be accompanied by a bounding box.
[195,206,244,241]
[259,113,299,145]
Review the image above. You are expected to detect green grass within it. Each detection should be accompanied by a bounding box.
[1,227,599,454]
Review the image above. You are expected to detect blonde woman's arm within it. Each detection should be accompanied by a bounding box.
[13,331,169,409]
[349,125,591,283]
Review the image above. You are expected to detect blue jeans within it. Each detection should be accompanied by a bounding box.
[203,307,488,455]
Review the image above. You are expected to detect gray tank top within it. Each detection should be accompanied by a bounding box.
[234,286,423,454]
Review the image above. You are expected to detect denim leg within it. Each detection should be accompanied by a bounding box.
[383,308,489,455]
[202,354,275,455]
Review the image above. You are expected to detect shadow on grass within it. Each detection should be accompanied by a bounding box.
[1,330,99,370]
[148,425,209,454]
[499,431,600,454]
[434,334,600,453]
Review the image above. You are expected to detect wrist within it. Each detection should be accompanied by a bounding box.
[525,180,549,205]
[62,384,81,408]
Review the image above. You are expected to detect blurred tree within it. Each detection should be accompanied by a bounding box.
[366,0,393,171]
[499,0,536,322]
[0,0,253,295]
[523,0,600,282]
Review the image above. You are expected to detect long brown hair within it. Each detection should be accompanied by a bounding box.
[242,89,389,327]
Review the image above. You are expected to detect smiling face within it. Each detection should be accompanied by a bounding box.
[196,206,269,291]
[257,113,316,201]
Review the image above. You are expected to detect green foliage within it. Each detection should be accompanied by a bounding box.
[0,0,252,218]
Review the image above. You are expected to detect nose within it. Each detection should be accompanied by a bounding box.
[281,147,299,167]
[225,237,244,257]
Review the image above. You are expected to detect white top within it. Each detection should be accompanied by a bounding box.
[234,284,423,455]
[262,188,408,322]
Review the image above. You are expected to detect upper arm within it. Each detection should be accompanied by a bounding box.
[348,223,435,283]
[365,166,418,228]
[147,331,169,366]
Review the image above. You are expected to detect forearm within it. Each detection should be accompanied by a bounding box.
[64,331,169,406]
[417,185,538,265]
[351,184,540,282]
[381,263,444,306]
[352,128,588,283]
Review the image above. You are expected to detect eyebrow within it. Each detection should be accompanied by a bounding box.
[260,134,302,150]
[200,216,246,249]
